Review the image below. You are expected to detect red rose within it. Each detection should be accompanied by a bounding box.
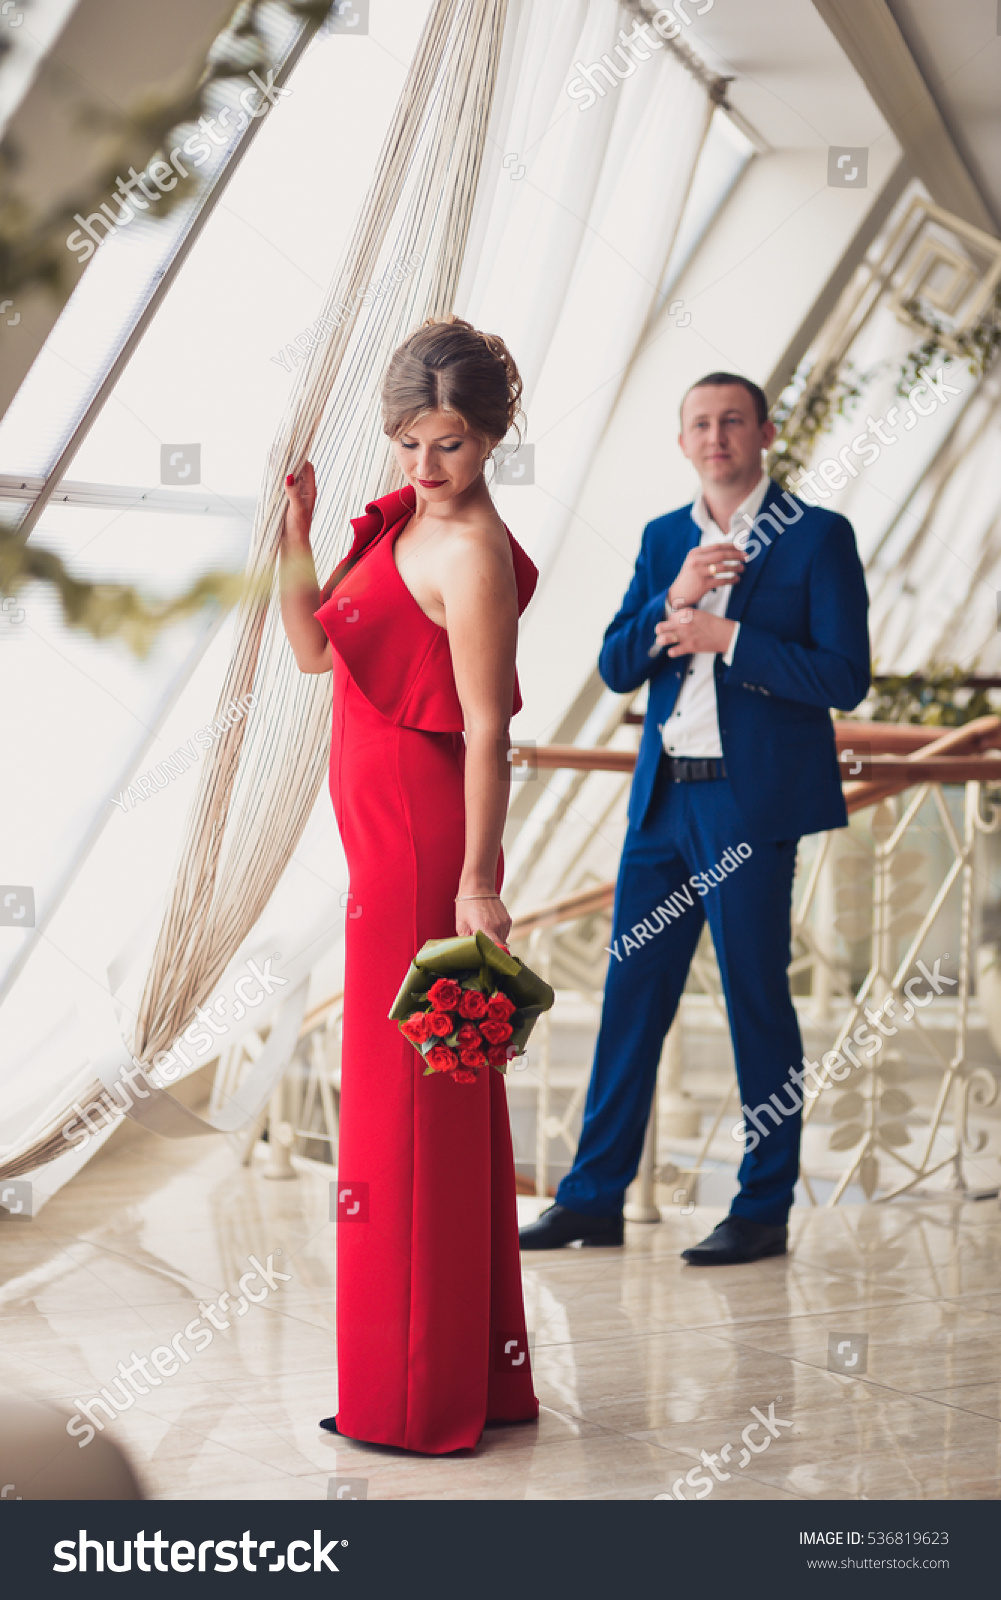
[400,1012,430,1045]
[460,1047,486,1068]
[485,1045,509,1068]
[453,1068,478,1084]
[426,1010,454,1038]
[480,1019,513,1045]
[428,977,462,1011]
[485,991,516,1022]
[456,1022,482,1048]
[457,989,488,1019]
[426,1045,457,1072]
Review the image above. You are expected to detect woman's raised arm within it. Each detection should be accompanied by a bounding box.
[280,463,332,674]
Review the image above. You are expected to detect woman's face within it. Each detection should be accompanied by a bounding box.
[391,410,492,503]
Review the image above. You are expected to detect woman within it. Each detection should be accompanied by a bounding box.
[279,317,539,1454]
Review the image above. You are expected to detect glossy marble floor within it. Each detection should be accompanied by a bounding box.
[1,1129,999,1500]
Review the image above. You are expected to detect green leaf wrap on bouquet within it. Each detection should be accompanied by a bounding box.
[388,930,555,1071]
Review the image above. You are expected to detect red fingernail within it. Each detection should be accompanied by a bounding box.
[286,473,295,485]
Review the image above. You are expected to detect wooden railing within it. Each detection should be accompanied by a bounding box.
[506,716,1001,939]
[294,718,1001,1019]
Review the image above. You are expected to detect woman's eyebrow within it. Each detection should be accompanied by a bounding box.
[401,432,466,442]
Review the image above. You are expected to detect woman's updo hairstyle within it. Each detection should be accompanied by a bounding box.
[381,316,523,451]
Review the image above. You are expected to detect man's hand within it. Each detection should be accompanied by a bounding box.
[655,608,736,657]
[668,543,747,608]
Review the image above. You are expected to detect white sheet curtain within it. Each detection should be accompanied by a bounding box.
[458,0,713,580]
[0,0,512,1182]
[0,0,714,1194]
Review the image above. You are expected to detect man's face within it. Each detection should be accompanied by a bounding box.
[678,384,775,491]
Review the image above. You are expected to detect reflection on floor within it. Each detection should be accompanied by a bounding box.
[1,1129,999,1500]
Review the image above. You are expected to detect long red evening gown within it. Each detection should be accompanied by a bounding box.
[314,485,539,1454]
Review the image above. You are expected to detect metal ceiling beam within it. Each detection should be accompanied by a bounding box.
[0,0,244,419]
[10,12,319,545]
[764,154,912,404]
[811,0,998,235]
[0,472,256,520]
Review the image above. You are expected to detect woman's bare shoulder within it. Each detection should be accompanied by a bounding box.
[442,507,514,572]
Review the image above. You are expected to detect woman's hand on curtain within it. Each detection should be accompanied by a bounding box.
[283,461,317,544]
[279,461,330,673]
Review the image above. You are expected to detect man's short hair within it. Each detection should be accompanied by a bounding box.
[681,372,769,427]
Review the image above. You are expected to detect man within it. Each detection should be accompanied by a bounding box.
[519,373,870,1265]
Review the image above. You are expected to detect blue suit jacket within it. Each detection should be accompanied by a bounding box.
[599,479,871,842]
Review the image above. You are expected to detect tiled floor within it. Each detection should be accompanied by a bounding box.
[1,1130,999,1500]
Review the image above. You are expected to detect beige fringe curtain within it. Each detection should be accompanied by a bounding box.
[0,0,509,1179]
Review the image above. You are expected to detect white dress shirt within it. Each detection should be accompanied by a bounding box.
[661,472,770,759]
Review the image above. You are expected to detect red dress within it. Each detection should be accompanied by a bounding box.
[314,485,540,1453]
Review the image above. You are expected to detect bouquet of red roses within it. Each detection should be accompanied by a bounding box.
[388,931,555,1086]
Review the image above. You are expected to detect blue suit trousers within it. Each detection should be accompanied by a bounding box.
[555,764,803,1225]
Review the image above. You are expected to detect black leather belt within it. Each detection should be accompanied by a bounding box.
[666,756,727,782]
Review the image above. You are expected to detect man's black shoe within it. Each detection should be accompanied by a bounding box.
[518,1203,624,1250]
[681,1215,787,1266]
